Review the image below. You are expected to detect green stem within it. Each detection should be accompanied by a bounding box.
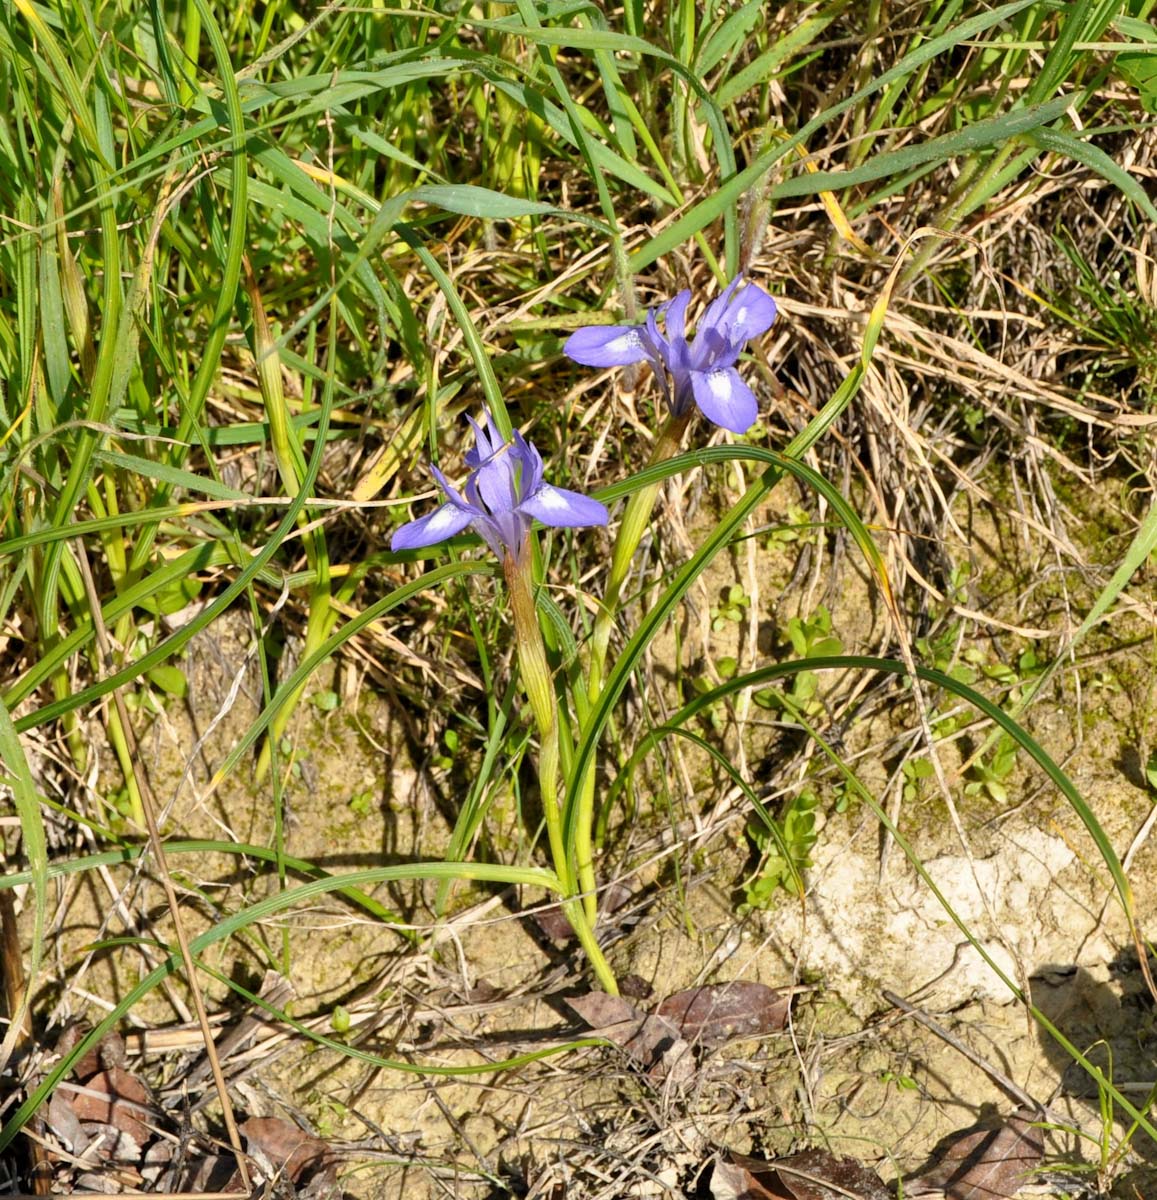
[574,410,691,923]
[588,411,691,701]
[506,552,618,995]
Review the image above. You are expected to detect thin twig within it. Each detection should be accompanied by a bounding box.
[883,989,1046,1116]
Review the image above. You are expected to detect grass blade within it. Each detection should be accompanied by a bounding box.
[631,0,1042,269]
[0,699,47,1073]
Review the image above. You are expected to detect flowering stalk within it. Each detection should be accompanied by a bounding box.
[586,410,690,701]
[506,553,618,995]
[568,412,689,921]
[566,275,777,701]
[566,276,778,922]
[392,411,616,991]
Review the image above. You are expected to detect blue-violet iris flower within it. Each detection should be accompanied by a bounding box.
[564,276,777,434]
[391,410,608,563]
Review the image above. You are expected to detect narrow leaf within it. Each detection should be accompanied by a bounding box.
[0,700,46,1074]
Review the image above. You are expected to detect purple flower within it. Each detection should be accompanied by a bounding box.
[391,410,608,562]
[564,276,777,434]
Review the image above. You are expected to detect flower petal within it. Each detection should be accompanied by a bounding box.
[669,367,695,419]
[689,278,743,371]
[661,304,692,374]
[472,450,519,517]
[520,484,609,529]
[691,367,759,433]
[391,502,476,551]
[658,289,692,343]
[689,277,777,371]
[645,308,672,366]
[564,325,653,367]
[510,431,544,497]
[697,276,743,341]
[720,282,777,349]
[465,409,506,470]
[479,511,524,560]
[430,463,468,507]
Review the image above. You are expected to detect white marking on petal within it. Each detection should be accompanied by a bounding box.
[735,306,747,325]
[709,370,733,399]
[607,331,641,355]
[531,487,569,512]
[426,505,473,536]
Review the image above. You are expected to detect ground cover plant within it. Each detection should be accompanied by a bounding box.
[1,0,1157,1194]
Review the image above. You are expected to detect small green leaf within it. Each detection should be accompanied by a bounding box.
[1114,17,1157,113]
[787,619,808,657]
[146,665,187,699]
[1145,751,1157,792]
[311,690,340,712]
[136,574,201,617]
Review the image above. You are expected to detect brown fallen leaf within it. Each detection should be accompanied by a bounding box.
[567,992,694,1084]
[68,1067,152,1149]
[906,1110,1044,1200]
[533,883,632,942]
[712,1149,893,1200]
[242,1115,335,1186]
[657,981,791,1048]
[71,1029,128,1083]
[143,1135,244,1194]
[566,991,638,1027]
[163,1153,244,1194]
